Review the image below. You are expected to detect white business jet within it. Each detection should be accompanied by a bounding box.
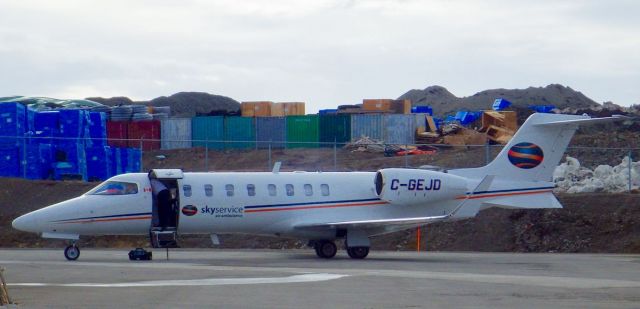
[12,113,627,260]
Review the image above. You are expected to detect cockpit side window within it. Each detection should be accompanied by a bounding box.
[90,181,138,195]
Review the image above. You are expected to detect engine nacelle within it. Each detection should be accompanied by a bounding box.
[374,168,468,206]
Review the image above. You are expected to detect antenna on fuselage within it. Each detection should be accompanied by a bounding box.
[272,161,282,174]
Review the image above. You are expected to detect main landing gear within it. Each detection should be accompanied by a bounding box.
[314,240,337,259]
[346,246,369,259]
[64,243,80,261]
[311,240,370,259]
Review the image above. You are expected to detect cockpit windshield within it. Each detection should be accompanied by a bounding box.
[88,181,139,195]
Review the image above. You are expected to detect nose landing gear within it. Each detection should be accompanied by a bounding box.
[64,243,80,261]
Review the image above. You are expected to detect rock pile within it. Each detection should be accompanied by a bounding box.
[553,156,640,193]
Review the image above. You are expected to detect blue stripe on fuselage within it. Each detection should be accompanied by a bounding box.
[244,198,381,210]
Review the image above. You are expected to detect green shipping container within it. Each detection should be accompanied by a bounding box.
[224,116,255,149]
[191,116,224,150]
[319,114,351,147]
[286,115,319,148]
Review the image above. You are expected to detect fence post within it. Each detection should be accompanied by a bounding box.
[268,142,272,171]
[22,134,27,178]
[629,150,632,193]
[485,142,491,165]
[404,144,408,168]
[333,138,337,171]
[205,137,209,172]
[139,137,143,172]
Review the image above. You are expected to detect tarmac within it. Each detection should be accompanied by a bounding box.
[1,249,639,308]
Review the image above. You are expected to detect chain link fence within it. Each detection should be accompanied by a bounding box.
[2,135,638,193]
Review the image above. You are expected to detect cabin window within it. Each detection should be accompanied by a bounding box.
[90,181,138,195]
[225,184,234,197]
[304,184,313,196]
[204,184,213,197]
[183,185,192,197]
[268,184,277,196]
[247,184,256,196]
[286,184,294,196]
[321,184,330,196]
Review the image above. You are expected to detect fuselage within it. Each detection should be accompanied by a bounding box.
[13,170,468,240]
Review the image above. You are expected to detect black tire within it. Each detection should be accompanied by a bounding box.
[314,241,337,259]
[347,247,369,259]
[64,245,80,261]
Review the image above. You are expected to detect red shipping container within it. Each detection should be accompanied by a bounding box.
[107,121,129,148]
[127,120,161,151]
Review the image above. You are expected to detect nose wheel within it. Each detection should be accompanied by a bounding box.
[64,244,80,261]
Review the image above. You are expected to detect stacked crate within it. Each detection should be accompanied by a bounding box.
[0,103,25,177]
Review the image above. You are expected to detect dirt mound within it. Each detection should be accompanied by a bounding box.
[399,84,600,116]
[87,92,241,117]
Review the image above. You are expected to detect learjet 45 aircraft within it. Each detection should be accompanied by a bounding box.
[12,113,627,260]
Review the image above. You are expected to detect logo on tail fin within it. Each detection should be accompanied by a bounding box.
[508,142,543,169]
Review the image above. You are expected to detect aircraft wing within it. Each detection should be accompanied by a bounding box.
[294,215,449,231]
[294,175,495,233]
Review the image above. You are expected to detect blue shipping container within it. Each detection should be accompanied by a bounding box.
[111,147,122,176]
[33,111,60,144]
[224,117,255,149]
[26,108,36,133]
[86,146,111,181]
[318,109,338,115]
[350,114,384,141]
[88,112,107,146]
[58,109,88,138]
[22,143,53,180]
[492,98,512,111]
[411,106,433,115]
[191,116,224,150]
[0,102,26,148]
[0,148,20,177]
[161,118,192,150]
[256,117,286,149]
[384,114,415,145]
[120,148,141,173]
[54,141,87,180]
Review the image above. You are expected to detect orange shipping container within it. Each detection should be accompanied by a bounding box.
[391,99,411,114]
[273,102,305,116]
[362,99,393,111]
[241,101,273,117]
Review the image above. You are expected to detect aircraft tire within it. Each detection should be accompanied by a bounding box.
[314,241,337,259]
[347,246,369,259]
[64,245,80,261]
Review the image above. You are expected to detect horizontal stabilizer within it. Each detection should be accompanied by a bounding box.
[481,192,562,209]
[533,115,631,127]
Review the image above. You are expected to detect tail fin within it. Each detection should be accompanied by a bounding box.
[450,113,627,182]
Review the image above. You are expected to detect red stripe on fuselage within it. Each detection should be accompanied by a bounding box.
[455,189,553,200]
[57,216,152,224]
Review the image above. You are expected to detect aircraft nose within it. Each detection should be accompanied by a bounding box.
[12,213,39,233]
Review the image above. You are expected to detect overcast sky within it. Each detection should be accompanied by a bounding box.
[0,0,638,112]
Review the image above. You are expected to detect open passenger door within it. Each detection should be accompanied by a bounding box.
[148,169,183,248]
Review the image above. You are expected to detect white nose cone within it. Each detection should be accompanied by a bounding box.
[12,213,39,233]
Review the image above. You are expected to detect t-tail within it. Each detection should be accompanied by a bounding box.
[448,113,628,218]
